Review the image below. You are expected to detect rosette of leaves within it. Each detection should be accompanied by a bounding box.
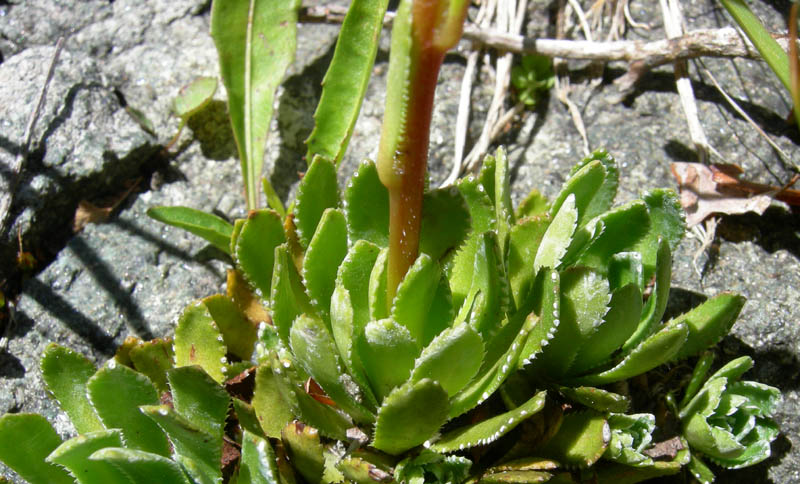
[510,55,554,107]
[673,353,781,483]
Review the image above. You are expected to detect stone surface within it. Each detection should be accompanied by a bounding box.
[1,0,799,483]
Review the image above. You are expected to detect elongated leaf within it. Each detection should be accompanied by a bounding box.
[129,338,174,394]
[508,215,549,306]
[411,323,484,397]
[235,209,287,299]
[373,379,450,455]
[211,0,300,211]
[549,160,605,227]
[281,421,325,484]
[391,253,441,346]
[306,0,389,166]
[534,194,577,273]
[174,302,227,382]
[142,405,221,484]
[294,157,340,248]
[252,365,294,438]
[173,77,218,119]
[368,248,390,321]
[558,386,629,413]
[40,344,104,434]
[89,448,191,484]
[419,186,471,261]
[168,366,230,438]
[0,414,73,484]
[236,430,282,484]
[357,318,419,400]
[518,271,560,369]
[87,362,170,456]
[433,391,546,452]
[344,161,390,246]
[634,189,685,282]
[537,411,609,468]
[622,237,671,353]
[47,430,128,484]
[270,244,311,345]
[204,294,258,360]
[516,189,549,220]
[668,293,746,361]
[568,150,619,222]
[576,201,650,271]
[479,470,553,484]
[147,206,233,254]
[303,208,348,319]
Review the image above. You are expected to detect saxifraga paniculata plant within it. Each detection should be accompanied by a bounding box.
[0,0,781,483]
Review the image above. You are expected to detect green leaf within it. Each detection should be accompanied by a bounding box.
[303,208,348,319]
[235,209,287,299]
[204,294,258,360]
[47,430,128,484]
[89,448,191,484]
[357,318,419,401]
[515,189,549,220]
[373,379,450,455]
[294,157,340,248]
[281,421,325,484]
[87,363,170,456]
[344,161,390,247]
[457,175,496,234]
[211,0,299,211]
[236,431,282,484]
[270,244,312,344]
[252,364,294,438]
[306,0,389,166]
[40,344,104,434]
[537,411,609,468]
[622,237,671,353]
[368,248,390,321]
[687,454,716,484]
[174,302,227,382]
[0,414,73,484]
[147,206,233,254]
[558,386,630,413]
[518,269,560,368]
[633,189,685,282]
[173,76,217,119]
[411,323,484,397]
[576,201,650,271]
[129,339,174,394]
[550,159,605,227]
[479,470,553,484]
[141,405,221,484]
[569,321,689,386]
[419,186,471,261]
[433,391,546,452]
[491,147,515,249]
[667,293,746,361]
[167,366,230,438]
[534,194,577,273]
[568,150,618,222]
[233,398,266,439]
[391,253,442,347]
[290,314,375,423]
[508,215,549,307]
[608,252,644,291]
[459,232,512,340]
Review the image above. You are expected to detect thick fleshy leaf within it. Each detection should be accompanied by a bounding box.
[252,365,294,438]
[508,215,549,307]
[410,323,484,397]
[204,294,258,360]
[147,206,233,254]
[568,321,689,386]
[457,232,511,340]
[537,411,609,468]
[515,189,549,220]
[142,405,221,484]
[40,344,104,434]
[534,194,577,273]
[88,448,190,484]
[235,209,287,298]
[233,398,265,439]
[270,244,312,344]
[173,76,217,119]
[622,238,671,353]
[490,147,515,250]
[305,0,389,166]
[391,253,441,346]
[129,338,174,394]
[419,186,471,261]
[211,0,299,211]
[634,189,685,282]
[608,252,644,291]
[479,470,553,484]
[594,460,683,483]
[568,150,619,222]
[666,292,746,361]
[518,270,560,368]
[373,379,450,455]
[337,455,394,484]
[290,314,375,423]
[294,157,340,248]
[576,201,650,271]
[0,414,73,484]
[174,302,227,382]
[687,454,716,484]
[368,248,390,321]
[357,318,419,401]
[432,391,546,452]
[344,161,390,246]
[235,430,282,484]
[167,366,230,438]
[87,362,170,456]
[549,159,605,227]
[558,386,630,413]
[228,268,271,325]
[281,421,325,484]
[303,208,348,319]
[46,430,127,484]
[603,413,655,466]
[457,175,496,234]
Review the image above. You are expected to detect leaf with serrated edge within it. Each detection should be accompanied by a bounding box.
[357,318,419,401]
[461,232,512,341]
[41,344,104,434]
[433,391,546,452]
[294,157,340,248]
[0,414,73,484]
[270,244,312,345]
[392,253,441,346]
[89,448,191,484]
[368,248,390,321]
[515,189,549,220]
[534,194,577,273]
[568,321,689,386]
[576,201,650,272]
[306,0,389,166]
[667,293,746,361]
[345,161,389,246]
[174,302,227,382]
[87,363,170,456]
[46,430,128,484]
[235,209,286,299]
[550,159,605,227]
[479,470,553,484]
[537,411,609,469]
[204,294,257,360]
[129,339,174,394]
[508,215,549,307]
[608,252,644,291]
[492,147,515,251]
[303,208,348,319]
[167,366,229,438]
[558,386,630,413]
[622,237,671,353]
[211,0,299,211]
[142,405,221,484]
[373,379,449,455]
[568,149,619,223]
[411,323,484,397]
[518,270,560,369]
[235,430,282,484]
[419,186,471,261]
[252,364,294,438]
[634,189,685,282]
[147,206,233,254]
[281,421,325,484]
[290,314,375,423]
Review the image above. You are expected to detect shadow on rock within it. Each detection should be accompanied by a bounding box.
[186,99,237,161]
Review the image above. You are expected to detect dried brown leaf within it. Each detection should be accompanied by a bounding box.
[73,200,113,232]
